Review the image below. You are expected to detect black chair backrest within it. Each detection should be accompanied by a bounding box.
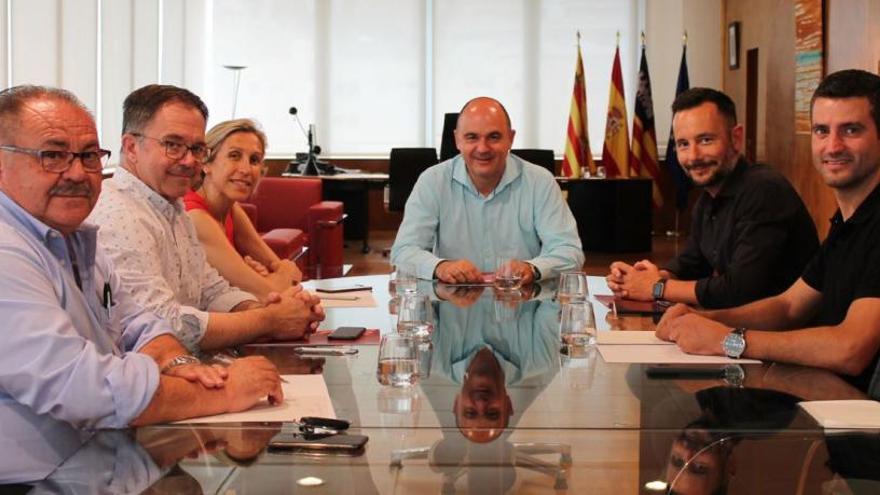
[388,148,439,212]
[439,113,459,162]
[869,359,880,400]
[511,149,556,176]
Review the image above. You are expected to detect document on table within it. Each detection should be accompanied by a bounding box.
[799,400,880,429]
[596,330,671,345]
[597,344,761,364]
[318,289,377,308]
[174,374,335,424]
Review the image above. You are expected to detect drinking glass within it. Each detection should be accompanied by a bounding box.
[557,271,588,303]
[377,334,419,387]
[559,301,597,347]
[494,255,523,291]
[389,263,418,296]
[397,293,434,340]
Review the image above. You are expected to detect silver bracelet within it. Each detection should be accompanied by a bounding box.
[161,355,201,373]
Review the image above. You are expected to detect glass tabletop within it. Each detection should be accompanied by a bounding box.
[6,274,879,493]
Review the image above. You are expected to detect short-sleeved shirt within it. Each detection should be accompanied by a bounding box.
[664,159,819,309]
[802,182,880,390]
[183,190,235,246]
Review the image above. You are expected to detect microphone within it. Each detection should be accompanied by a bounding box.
[289,107,308,140]
[287,105,320,176]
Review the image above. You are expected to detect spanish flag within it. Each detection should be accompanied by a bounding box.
[631,42,663,207]
[601,45,630,178]
[562,38,595,178]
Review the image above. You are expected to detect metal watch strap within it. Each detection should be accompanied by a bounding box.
[161,355,201,373]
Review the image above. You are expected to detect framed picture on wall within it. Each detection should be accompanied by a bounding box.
[728,22,740,69]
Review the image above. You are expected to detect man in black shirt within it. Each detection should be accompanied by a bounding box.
[607,88,818,309]
[657,69,880,391]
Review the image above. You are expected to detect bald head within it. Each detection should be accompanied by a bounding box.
[457,97,512,131]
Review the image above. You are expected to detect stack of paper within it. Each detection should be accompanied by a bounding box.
[800,400,880,429]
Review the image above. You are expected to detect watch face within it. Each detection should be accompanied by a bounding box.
[723,333,746,358]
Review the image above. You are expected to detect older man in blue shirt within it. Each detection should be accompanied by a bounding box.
[391,97,584,284]
[0,85,283,438]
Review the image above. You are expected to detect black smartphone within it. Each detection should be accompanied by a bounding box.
[328,326,366,340]
[268,433,368,455]
[316,286,371,293]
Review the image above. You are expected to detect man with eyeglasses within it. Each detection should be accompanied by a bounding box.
[89,84,323,352]
[0,85,285,438]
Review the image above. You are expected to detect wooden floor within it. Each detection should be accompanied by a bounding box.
[344,230,688,277]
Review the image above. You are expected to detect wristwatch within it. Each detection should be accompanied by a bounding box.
[651,278,668,300]
[161,355,201,373]
[722,327,747,359]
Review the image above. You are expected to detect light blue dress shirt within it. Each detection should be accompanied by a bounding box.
[390,154,584,280]
[0,190,170,434]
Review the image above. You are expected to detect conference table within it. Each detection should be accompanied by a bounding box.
[7,276,879,493]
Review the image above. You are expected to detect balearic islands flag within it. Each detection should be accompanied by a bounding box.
[601,45,630,177]
[631,42,664,207]
[562,38,596,177]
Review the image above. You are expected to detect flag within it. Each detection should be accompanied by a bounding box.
[666,45,691,210]
[562,42,596,177]
[631,44,663,207]
[601,46,630,177]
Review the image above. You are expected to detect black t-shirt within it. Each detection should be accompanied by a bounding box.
[802,182,880,389]
[665,159,819,309]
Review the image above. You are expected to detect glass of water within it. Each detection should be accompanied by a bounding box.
[494,255,523,291]
[397,293,434,340]
[557,271,588,303]
[377,334,419,387]
[559,301,597,347]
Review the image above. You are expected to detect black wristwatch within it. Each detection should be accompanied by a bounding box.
[651,278,667,300]
[527,263,541,281]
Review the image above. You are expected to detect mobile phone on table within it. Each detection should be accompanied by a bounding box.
[268,433,368,455]
[328,326,366,340]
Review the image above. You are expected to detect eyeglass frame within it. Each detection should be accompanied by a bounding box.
[0,145,111,173]
[129,132,209,161]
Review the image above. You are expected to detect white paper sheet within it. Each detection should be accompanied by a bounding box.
[318,290,377,308]
[799,400,880,429]
[597,344,761,364]
[596,331,671,345]
[175,374,336,424]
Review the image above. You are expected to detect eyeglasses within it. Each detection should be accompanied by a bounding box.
[0,145,111,173]
[130,133,209,161]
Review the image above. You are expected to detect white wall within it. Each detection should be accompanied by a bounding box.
[646,0,723,156]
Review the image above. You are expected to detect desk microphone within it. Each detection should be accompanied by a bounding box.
[287,106,321,175]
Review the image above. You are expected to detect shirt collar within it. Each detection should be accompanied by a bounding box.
[113,166,184,220]
[451,154,522,199]
[829,180,880,227]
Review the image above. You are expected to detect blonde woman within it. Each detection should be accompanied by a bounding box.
[185,119,302,300]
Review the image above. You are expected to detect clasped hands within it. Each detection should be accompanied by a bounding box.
[434,258,535,285]
[606,260,663,301]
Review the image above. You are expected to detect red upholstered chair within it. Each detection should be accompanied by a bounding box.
[242,177,345,278]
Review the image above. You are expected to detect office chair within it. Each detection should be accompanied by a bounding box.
[388,148,439,212]
[439,113,460,162]
[511,149,557,176]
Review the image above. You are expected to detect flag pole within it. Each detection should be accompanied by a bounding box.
[666,30,688,239]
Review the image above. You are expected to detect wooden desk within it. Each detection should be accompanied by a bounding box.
[564,178,653,253]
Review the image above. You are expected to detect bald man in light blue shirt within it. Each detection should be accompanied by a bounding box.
[391,97,583,283]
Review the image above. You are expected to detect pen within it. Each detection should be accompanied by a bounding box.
[294,346,358,356]
[103,283,113,309]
